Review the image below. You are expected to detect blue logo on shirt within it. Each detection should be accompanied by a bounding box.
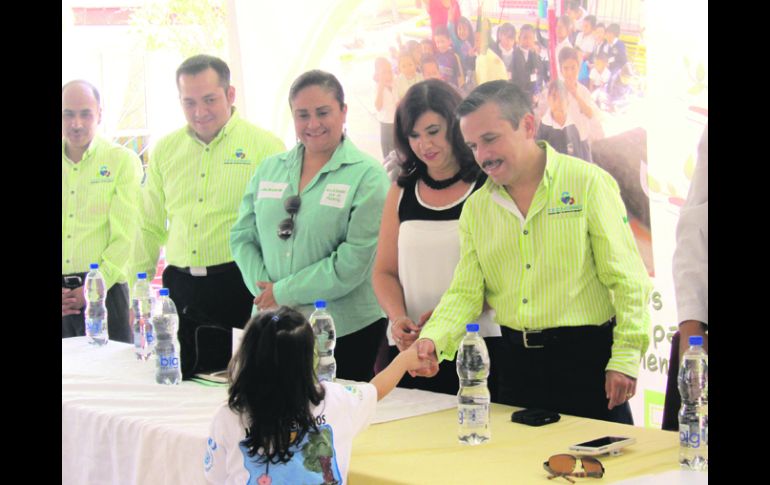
[99,165,111,177]
[560,192,575,205]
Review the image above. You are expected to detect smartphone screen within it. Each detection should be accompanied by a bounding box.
[576,436,629,448]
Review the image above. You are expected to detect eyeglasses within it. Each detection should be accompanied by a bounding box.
[543,454,605,483]
[277,195,301,240]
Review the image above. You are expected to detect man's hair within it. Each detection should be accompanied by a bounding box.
[558,46,580,65]
[568,1,582,12]
[607,23,621,36]
[62,80,101,107]
[595,23,605,31]
[288,69,345,109]
[497,22,516,43]
[558,15,574,31]
[583,15,597,29]
[456,80,533,129]
[176,54,231,90]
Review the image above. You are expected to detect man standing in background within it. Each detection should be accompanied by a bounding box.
[62,80,143,343]
[136,55,285,378]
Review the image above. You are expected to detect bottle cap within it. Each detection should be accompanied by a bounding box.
[466,323,480,332]
[137,272,147,279]
[315,300,327,309]
[688,335,703,346]
[90,263,99,269]
[159,288,169,296]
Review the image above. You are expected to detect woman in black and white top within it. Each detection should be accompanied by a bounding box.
[372,79,500,395]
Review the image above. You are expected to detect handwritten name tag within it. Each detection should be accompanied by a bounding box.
[320,184,350,208]
[258,181,288,199]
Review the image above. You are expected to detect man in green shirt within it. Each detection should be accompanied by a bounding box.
[136,55,285,378]
[413,81,651,423]
[62,80,143,343]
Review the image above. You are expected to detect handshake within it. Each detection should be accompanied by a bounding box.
[391,313,439,378]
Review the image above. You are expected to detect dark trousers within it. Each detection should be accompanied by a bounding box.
[61,277,131,344]
[335,317,388,382]
[497,322,634,424]
[162,263,254,379]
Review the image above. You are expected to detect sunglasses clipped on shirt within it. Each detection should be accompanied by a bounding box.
[543,454,605,483]
[277,195,301,240]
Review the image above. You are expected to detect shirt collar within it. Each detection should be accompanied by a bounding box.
[279,137,364,173]
[186,106,240,145]
[62,134,102,164]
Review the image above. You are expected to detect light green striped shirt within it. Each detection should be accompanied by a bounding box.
[136,109,285,279]
[420,142,651,378]
[62,135,143,289]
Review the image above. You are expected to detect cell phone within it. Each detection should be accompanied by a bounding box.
[63,275,83,289]
[569,436,636,456]
[511,408,561,427]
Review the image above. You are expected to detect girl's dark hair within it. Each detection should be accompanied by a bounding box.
[288,69,345,110]
[394,79,480,188]
[227,307,325,464]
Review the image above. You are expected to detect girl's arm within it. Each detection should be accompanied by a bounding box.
[370,345,422,400]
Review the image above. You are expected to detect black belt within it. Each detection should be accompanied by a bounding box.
[503,318,616,349]
[168,262,237,277]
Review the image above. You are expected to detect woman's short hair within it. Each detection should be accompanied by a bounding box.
[394,79,480,187]
[289,69,345,110]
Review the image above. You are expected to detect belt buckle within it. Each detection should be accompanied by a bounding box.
[522,330,544,349]
[189,266,207,277]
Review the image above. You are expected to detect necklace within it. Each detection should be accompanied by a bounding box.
[421,170,463,190]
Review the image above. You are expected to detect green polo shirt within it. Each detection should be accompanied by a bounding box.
[230,138,389,338]
[62,135,143,289]
[137,109,285,279]
[420,142,651,378]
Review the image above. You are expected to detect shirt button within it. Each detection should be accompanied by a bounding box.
[205,148,210,152]
[74,168,78,171]
[199,198,203,202]
[194,224,198,228]
[192,250,197,255]
[70,191,75,195]
[523,230,529,235]
[201,174,205,178]
[66,259,71,263]
[526,264,531,269]
[69,214,73,218]
[67,235,71,239]
[523,298,528,304]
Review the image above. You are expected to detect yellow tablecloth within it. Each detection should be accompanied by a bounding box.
[351,404,680,484]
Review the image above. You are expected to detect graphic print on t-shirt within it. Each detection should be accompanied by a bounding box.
[238,424,343,485]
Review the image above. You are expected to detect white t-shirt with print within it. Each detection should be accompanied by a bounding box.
[204,381,377,485]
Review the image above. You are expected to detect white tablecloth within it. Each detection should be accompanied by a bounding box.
[62,338,455,485]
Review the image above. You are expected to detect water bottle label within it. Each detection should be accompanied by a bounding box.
[458,404,488,427]
[160,356,180,369]
[146,333,154,343]
[679,425,707,449]
[87,320,103,334]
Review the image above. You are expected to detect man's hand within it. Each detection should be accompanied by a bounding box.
[605,370,637,410]
[392,316,422,351]
[417,309,433,327]
[62,286,86,316]
[409,338,440,378]
[679,320,708,358]
[254,281,278,310]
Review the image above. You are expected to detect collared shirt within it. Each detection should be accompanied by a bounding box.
[62,135,143,289]
[420,142,651,378]
[137,109,285,278]
[230,138,389,337]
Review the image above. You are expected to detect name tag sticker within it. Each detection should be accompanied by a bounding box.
[530,73,538,82]
[320,184,350,208]
[258,181,288,199]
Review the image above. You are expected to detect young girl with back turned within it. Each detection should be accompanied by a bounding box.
[204,307,423,484]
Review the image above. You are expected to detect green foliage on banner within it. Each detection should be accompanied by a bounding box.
[129,0,227,59]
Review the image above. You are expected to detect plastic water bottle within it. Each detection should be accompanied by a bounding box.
[678,335,708,470]
[457,323,491,445]
[309,300,336,382]
[153,288,181,385]
[84,263,108,346]
[132,273,155,360]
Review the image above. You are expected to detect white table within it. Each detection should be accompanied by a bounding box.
[62,338,455,485]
